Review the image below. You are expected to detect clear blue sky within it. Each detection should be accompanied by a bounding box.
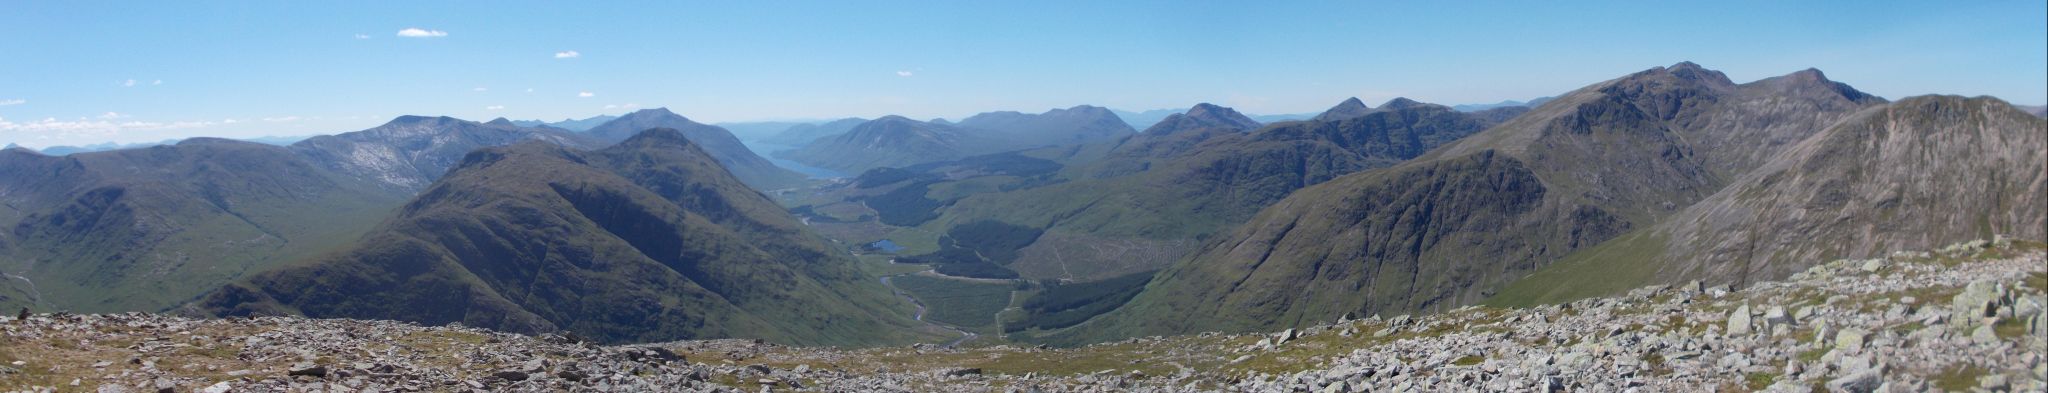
[3,1,2043,148]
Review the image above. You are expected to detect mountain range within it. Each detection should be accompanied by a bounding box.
[1,61,2038,353]
[197,129,924,345]
[1039,63,2041,345]
[1,108,819,317]
[776,106,1135,173]
[511,114,618,131]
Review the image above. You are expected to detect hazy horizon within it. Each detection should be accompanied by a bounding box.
[3,1,2044,149]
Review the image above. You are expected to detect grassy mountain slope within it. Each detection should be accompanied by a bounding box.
[0,140,408,313]
[195,129,923,346]
[584,108,809,190]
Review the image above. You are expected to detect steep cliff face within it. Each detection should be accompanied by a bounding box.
[1660,95,2045,284]
[1490,95,2046,306]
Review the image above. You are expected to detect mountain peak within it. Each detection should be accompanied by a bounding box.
[874,115,920,124]
[1312,97,1373,122]
[1380,97,1427,110]
[622,107,688,122]
[1660,61,1733,85]
[380,115,466,128]
[1754,67,1882,104]
[615,127,694,148]
[484,117,515,126]
[1144,103,1261,134]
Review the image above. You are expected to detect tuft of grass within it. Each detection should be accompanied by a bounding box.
[1451,355,1484,366]
[1930,365,1989,392]
[1744,372,1777,391]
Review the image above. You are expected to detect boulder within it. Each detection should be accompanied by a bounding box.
[1826,369,1881,393]
[1727,305,1754,336]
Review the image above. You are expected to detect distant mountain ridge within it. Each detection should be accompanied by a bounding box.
[511,114,619,131]
[778,106,1133,173]
[1144,103,1262,135]
[954,105,1135,146]
[584,108,810,190]
[290,115,600,192]
[760,118,867,146]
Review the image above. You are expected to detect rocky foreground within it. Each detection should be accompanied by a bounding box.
[3,240,2044,393]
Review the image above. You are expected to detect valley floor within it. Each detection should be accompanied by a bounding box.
[1,240,2043,392]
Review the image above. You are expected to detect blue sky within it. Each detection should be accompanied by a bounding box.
[2,1,2043,148]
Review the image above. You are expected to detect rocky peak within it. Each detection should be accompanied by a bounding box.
[614,127,695,149]
[1312,98,1373,121]
[620,107,690,123]
[1753,67,1883,105]
[1379,97,1429,111]
[484,117,516,127]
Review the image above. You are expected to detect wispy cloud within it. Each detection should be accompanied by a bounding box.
[473,87,488,92]
[261,116,301,122]
[0,117,219,140]
[578,92,594,98]
[152,80,162,86]
[0,99,23,106]
[98,112,127,119]
[354,33,371,39]
[396,28,447,38]
[486,105,505,110]
[122,79,137,87]
[603,103,641,110]
[896,70,914,77]
[554,50,580,59]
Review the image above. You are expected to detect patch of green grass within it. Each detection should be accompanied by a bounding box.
[1452,355,1484,366]
[1483,231,1671,308]
[1744,372,1778,391]
[892,275,1014,330]
[1930,365,1989,392]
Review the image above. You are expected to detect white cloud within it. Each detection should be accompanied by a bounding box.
[223,118,240,124]
[486,105,505,110]
[98,112,127,119]
[578,92,594,98]
[261,116,301,122]
[603,104,617,109]
[0,99,23,106]
[605,103,640,110]
[473,87,488,92]
[396,28,447,38]
[0,117,218,140]
[525,88,534,93]
[354,33,371,39]
[152,80,162,86]
[554,50,580,59]
[896,70,914,77]
[122,79,137,87]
